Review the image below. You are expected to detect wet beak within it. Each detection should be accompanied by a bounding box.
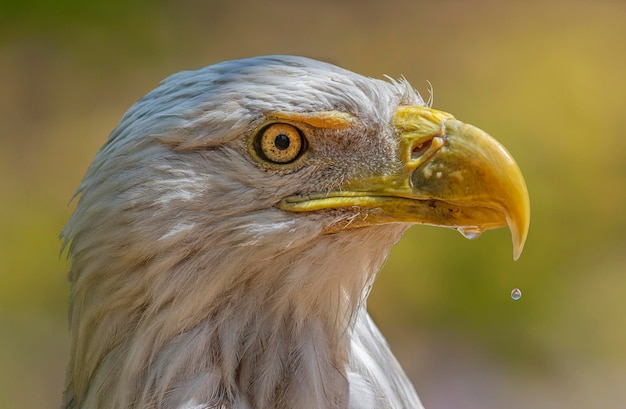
[280,106,530,260]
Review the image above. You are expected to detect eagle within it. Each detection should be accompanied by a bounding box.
[61,55,529,409]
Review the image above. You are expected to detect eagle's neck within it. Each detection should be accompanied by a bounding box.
[65,216,408,409]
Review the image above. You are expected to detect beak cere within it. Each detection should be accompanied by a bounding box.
[279,105,530,260]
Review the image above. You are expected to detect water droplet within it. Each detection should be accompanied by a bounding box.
[511,288,522,300]
[457,226,485,240]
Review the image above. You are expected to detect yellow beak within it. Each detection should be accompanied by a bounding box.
[280,106,530,260]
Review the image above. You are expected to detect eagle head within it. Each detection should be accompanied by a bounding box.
[62,55,529,409]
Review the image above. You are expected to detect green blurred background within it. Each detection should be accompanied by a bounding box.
[1,0,625,408]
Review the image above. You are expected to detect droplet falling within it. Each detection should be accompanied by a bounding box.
[511,288,522,300]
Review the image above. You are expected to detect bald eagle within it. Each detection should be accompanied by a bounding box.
[61,55,529,409]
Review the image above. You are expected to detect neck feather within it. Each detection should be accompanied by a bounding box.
[64,213,407,409]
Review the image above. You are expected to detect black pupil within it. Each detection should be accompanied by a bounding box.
[274,133,291,150]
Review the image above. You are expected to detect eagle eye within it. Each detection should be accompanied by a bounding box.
[254,123,307,164]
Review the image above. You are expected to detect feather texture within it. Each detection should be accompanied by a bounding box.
[62,56,425,409]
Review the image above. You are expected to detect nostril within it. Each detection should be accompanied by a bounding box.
[411,139,433,160]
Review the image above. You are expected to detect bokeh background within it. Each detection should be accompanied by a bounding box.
[1,0,625,408]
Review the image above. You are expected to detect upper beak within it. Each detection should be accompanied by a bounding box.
[280,106,530,260]
[395,106,530,259]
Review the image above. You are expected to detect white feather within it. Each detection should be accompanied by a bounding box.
[62,55,426,409]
